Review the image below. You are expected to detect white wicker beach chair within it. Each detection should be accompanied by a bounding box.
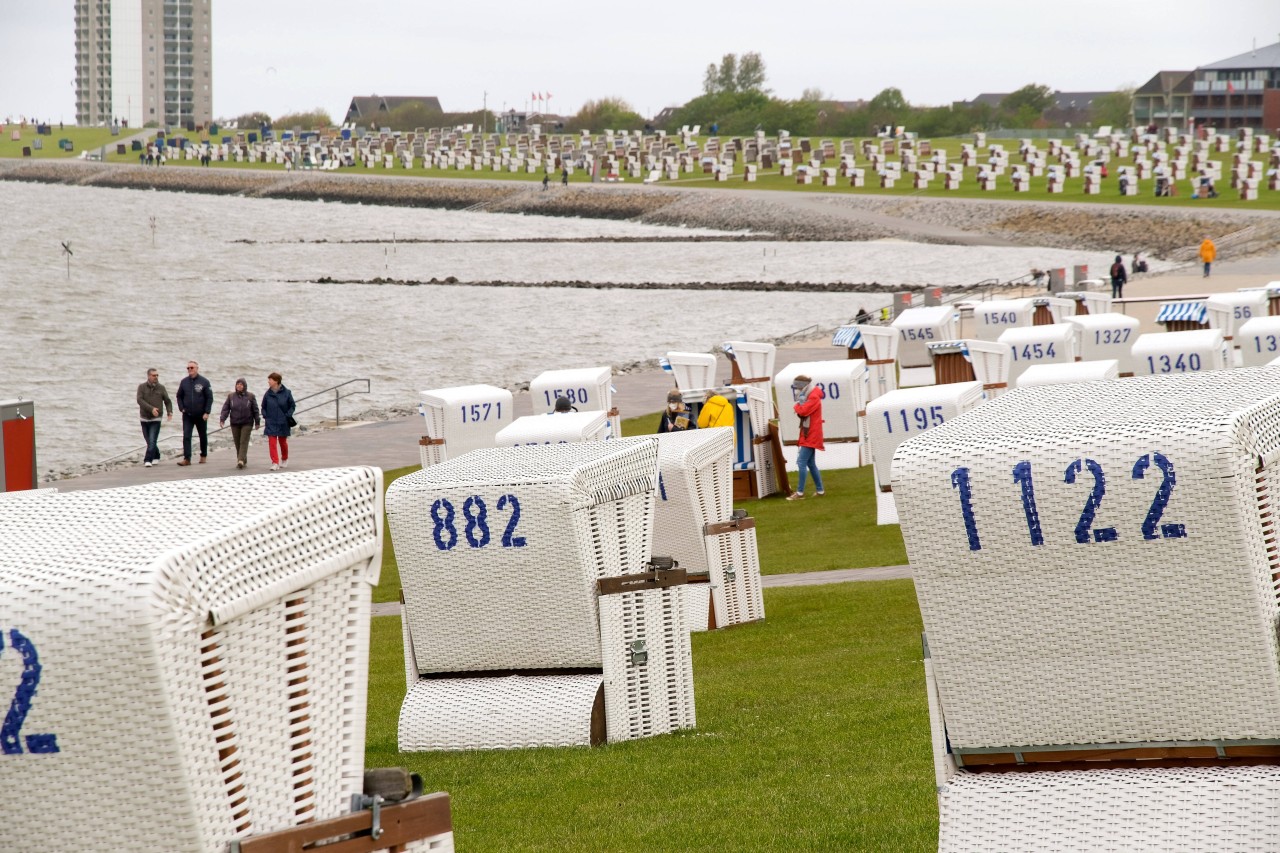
[665,351,719,392]
[0,468,436,853]
[623,430,764,632]
[971,298,1035,342]
[1015,359,1119,387]
[926,340,1013,399]
[493,411,608,447]
[722,340,776,390]
[892,306,959,387]
[1131,329,1229,375]
[1239,315,1280,368]
[1067,312,1141,376]
[856,325,900,402]
[529,365,619,438]
[418,384,514,468]
[899,370,1280,848]
[997,323,1078,384]
[775,360,868,470]
[1206,289,1269,354]
[866,382,984,525]
[389,441,695,750]
[678,385,780,500]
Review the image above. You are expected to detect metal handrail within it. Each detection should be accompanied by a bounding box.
[90,378,371,467]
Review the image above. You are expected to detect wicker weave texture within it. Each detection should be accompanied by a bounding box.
[1016,359,1120,387]
[997,323,1078,384]
[666,352,718,392]
[398,674,604,750]
[0,468,383,853]
[1132,329,1230,375]
[639,430,734,573]
[707,525,765,626]
[1067,313,1142,374]
[894,369,1280,749]
[494,411,608,447]
[419,384,514,467]
[1207,290,1269,340]
[600,585,696,740]
[738,385,779,497]
[892,306,960,368]
[388,442,659,674]
[938,766,1280,852]
[1238,316,1280,368]
[972,298,1036,342]
[960,340,1012,396]
[681,584,712,632]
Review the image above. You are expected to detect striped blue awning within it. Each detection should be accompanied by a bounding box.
[1156,302,1208,324]
[832,326,863,348]
[928,341,972,362]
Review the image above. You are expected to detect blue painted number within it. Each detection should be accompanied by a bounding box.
[462,495,490,548]
[1012,461,1044,546]
[1064,459,1117,543]
[950,467,982,551]
[498,494,527,548]
[1132,453,1187,540]
[1,629,59,755]
[430,498,458,551]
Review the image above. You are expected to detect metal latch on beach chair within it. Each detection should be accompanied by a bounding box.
[228,770,450,853]
[596,560,687,597]
[418,436,445,447]
[703,509,755,537]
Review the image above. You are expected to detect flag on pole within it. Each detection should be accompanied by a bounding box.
[531,91,538,102]
[545,92,552,100]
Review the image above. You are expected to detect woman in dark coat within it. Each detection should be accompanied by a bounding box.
[261,371,296,470]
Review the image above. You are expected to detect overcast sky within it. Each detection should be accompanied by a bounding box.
[2,1,1278,124]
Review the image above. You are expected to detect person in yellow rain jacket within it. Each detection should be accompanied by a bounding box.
[697,391,735,429]
[1199,236,1216,278]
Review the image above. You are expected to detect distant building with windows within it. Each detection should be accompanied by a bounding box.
[1134,43,1280,131]
[1190,41,1280,130]
[74,0,213,129]
[1132,71,1194,129]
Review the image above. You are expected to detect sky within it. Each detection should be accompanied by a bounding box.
[1,1,1279,124]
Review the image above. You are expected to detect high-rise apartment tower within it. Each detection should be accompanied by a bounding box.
[74,0,212,128]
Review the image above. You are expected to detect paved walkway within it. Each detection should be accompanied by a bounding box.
[55,345,837,493]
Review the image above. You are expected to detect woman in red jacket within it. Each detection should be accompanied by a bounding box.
[788,375,825,500]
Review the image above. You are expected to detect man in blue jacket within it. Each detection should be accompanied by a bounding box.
[175,359,213,466]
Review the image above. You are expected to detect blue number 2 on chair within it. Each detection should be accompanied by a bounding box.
[1,629,60,755]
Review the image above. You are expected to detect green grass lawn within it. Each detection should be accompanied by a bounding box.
[365,579,934,852]
[0,124,129,159]
[73,129,1280,211]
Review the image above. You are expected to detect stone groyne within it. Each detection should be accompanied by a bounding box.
[4,159,1278,256]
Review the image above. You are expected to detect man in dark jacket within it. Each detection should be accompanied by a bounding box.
[175,360,213,466]
[136,367,173,468]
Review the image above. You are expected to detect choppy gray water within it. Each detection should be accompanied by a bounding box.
[0,182,1129,479]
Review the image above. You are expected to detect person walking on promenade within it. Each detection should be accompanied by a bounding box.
[1109,255,1128,299]
[262,371,297,471]
[176,360,212,466]
[788,374,825,500]
[136,367,173,468]
[219,378,260,469]
[1200,236,1217,277]
[561,167,569,186]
